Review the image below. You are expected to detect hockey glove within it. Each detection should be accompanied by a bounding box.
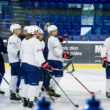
[102,57,108,68]
[42,62,53,72]
[59,34,68,42]
[63,53,73,59]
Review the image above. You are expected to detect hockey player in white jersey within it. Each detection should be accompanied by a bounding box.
[7,23,22,101]
[47,25,72,97]
[101,37,110,98]
[20,25,53,109]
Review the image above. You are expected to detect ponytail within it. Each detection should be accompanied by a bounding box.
[45,34,51,43]
[7,33,13,43]
[25,34,33,40]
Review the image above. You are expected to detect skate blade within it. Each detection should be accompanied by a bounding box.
[52,96,61,101]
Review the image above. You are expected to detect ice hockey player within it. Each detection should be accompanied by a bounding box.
[0,36,7,95]
[7,24,22,101]
[20,26,29,41]
[20,25,53,109]
[16,26,29,93]
[101,37,110,98]
[47,25,72,97]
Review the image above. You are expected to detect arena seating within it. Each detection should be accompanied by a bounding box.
[0,0,110,41]
[24,0,110,8]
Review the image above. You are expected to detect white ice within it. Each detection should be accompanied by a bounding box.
[0,67,110,110]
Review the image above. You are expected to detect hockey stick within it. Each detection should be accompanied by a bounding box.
[65,40,74,73]
[51,67,101,95]
[42,86,55,102]
[47,71,79,108]
[0,73,9,85]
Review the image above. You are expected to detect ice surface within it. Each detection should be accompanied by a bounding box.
[0,68,110,110]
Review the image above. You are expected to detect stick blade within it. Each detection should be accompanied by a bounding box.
[75,104,79,108]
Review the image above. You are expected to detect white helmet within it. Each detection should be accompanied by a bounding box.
[47,25,58,34]
[23,26,29,31]
[10,24,21,33]
[39,28,44,34]
[28,25,39,35]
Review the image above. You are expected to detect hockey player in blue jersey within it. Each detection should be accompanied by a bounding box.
[0,37,7,95]
[7,23,22,101]
[101,37,110,98]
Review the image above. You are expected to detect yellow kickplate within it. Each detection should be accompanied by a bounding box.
[5,64,103,69]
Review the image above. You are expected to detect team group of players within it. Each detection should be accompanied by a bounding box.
[0,22,110,110]
[2,23,72,109]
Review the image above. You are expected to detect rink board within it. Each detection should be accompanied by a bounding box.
[62,41,104,64]
[5,64,103,69]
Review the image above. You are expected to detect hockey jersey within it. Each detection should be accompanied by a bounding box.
[101,37,110,62]
[7,34,21,63]
[48,35,63,61]
[20,37,45,67]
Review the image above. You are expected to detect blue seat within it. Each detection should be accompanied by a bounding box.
[95,4,103,9]
[73,36,81,41]
[24,1,32,7]
[93,0,99,3]
[101,29,109,35]
[94,16,99,23]
[67,16,74,22]
[76,29,80,35]
[48,2,56,8]
[42,15,50,22]
[103,4,110,9]
[50,15,58,22]
[92,28,101,35]
[2,13,11,19]
[107,16,110,20]
[25,14,33,21]
[0,23,5,29]
[72,23,79,29]
[64,2,70,8]
[82,36,89,41]
[40,2,48,8]
[63,23,71,29]
[39,22,45,29]
[29,21,37,25]
[67,36,72,41]
[56,2,64,8]
[100,0,106,3]
[6,23,11,29]
[90,36,98,41]
[59,29,67,35]
[32,1,40,8]
[68,29,76,35]
[99,16,106,22]
[56,22,63,29]
[75,16,81,22]
[83,0,91,3]
[58,15,66,22]
[95,22,103,28]
[99,36,106,41]
[34,15,42,22]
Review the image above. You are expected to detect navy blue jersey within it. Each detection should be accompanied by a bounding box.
[19,35,25,41]
[0,37,7,61]
[43,30,48,60]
